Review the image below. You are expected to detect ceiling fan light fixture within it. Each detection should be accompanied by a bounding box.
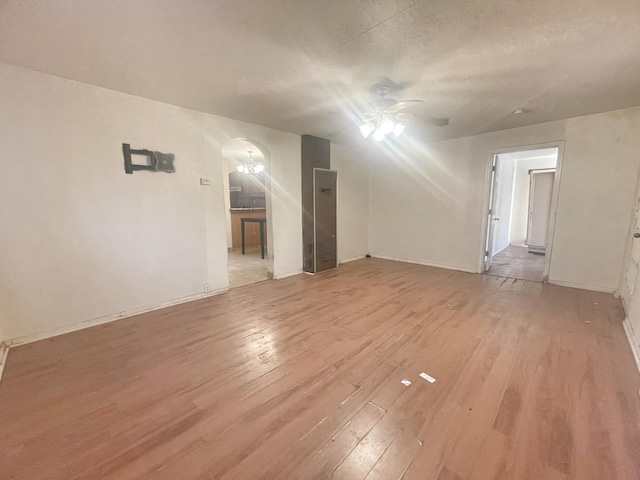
[359,114,405,142]
[379,116,396,135]
[359,122,375,138]
[372,130,386,142]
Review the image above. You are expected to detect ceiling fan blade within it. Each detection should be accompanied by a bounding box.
[369,98,398,110]
[386,100,424,113]
[397,113,449,126]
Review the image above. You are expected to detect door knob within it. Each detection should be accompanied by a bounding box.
[634,233,640,238]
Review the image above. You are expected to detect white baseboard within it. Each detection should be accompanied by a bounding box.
[6,287,229,348]
[547,279,616,293]
[623,318,640,375]
[339,254,367,264]
[0,342,9,383]
[370,254,477,274]
[274,269,303,280]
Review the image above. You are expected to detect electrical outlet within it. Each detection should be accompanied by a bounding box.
[204,284,211,294]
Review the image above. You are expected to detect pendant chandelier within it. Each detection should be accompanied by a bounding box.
[237,150,264,174]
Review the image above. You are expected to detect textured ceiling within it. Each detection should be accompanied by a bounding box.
[1,0,639,144]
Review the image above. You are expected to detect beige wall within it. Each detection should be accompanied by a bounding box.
[0,62,372,344]
[3,60,640,345]
[369,107,640,292]
[332,144,370,263]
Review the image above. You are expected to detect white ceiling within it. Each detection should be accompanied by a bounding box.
[1,0,639,143]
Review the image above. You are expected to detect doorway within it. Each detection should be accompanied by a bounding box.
[483,146,560,282]
[221,139,272,288]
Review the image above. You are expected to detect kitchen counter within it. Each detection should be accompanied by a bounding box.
[230,207,266,211]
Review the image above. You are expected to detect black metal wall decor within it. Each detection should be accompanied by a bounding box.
[123,143,175,174]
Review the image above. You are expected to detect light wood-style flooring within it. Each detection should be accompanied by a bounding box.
[1,258,639,479]
[488,245,546,282]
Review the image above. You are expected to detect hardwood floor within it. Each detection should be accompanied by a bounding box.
[488,245,546,282]
[1,258,639,479]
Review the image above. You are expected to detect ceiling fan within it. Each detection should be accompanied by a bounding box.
[359,85,448,141]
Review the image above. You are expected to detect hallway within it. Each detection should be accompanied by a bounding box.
[487,245,545,282]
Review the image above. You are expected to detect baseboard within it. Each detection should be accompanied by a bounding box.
[339,254,367,264]
[370,254,477,274]
[547,279,616,293]
[493,244,509,256]
[0,342,9,383]
[6,287,229,348]
[274,269,303,280]
[623,318,640,375]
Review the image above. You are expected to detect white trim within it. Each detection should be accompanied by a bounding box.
[371,254,476,274]
[547,279,615,293]
[6,288,228,348]
[274,269,303,280]
[0,342,9,383]
[339,254,367,264]
[623,318,640,375]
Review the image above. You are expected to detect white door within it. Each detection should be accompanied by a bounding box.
[625,189,640,297]
[624,184,640,354]
[491,156,516,256]
[526,170,555,250]
[485,155,500,271]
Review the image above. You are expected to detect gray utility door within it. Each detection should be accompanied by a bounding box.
[313,168,337,273]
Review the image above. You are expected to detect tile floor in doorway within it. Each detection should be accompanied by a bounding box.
[486,244,545,282]
[228,247,269,288]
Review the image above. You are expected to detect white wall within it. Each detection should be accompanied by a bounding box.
[0,62,308,343]
[369,107,640,292]
[509,156,558,245]
[492,154,516,255]
[332,144,369,263]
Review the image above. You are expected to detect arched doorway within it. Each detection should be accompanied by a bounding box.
[221,138,273,288]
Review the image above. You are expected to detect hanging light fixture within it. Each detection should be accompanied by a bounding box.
[236,150,264,174]
[360,113,405,142]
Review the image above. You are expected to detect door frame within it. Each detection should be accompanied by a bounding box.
[477,141,565,282]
